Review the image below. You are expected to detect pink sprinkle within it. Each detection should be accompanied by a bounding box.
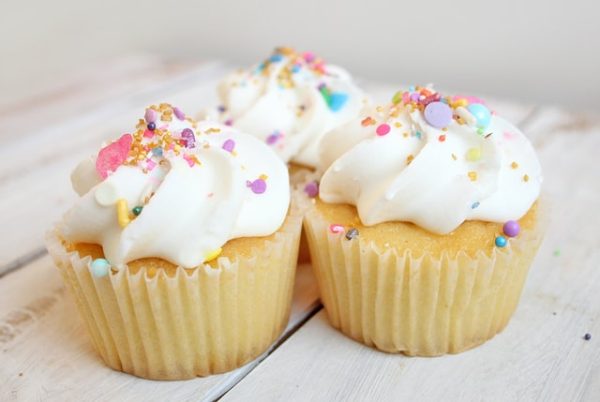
[144,109,157,123]
[247,178,267,194]
[183,155,195,167]
[376,124,391,136]
[303,51,315,62]
[224,119,233,126]
[266,131,282,145]
[143,129,154,138]
[329,224,344,234]
[173,107,185,121]
[146,159,156,170]
[453,95,486,105]
[207,192,214,198]
[96,134,133,179]
[402,92,410,104]
[304,181,319,198]
[222,139,235,153]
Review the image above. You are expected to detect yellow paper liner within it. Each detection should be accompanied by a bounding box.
[45,212,302,380]
[303,205,546,356]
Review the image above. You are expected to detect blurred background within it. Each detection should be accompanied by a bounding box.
[1,0,598,111]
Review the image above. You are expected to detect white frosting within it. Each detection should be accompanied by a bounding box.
[62,107,290,268]
[318,89,543,234]
[205,48,368,168]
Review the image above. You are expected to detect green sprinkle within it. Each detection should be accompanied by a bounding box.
[392,91,403,104]
[553,249,561,257]
[132,206,143,216]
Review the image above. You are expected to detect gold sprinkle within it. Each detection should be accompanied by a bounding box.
[394,122,402,128]
[511,161,519,169]
[523,174,529,182]
[468,171,478,181]
[205,128,221,134]
[406,154,414,165]
[403,132,409,138]
[451,153,458,160]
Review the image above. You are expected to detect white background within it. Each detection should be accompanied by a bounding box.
[1,0,598,110]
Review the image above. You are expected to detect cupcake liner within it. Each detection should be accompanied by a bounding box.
[45,212,302,380]
[304,205,546,356]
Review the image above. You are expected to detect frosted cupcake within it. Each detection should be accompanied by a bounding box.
[46,103,302,379]
[304,86,544,355]
[204,46,368,174]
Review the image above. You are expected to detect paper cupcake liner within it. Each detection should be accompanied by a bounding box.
[304,206,545,356]
[45,212,302,380]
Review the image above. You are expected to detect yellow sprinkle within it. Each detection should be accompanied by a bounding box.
[511,161,519,169]
[523,174,529,182]
[116,199,131,228]
[204,248,222,263]
[259,174,268,180]
[466,147,482,162]
[394,122,402,128]
[468,171,478,181]
[403,132,409,138]
[406,154,414,165]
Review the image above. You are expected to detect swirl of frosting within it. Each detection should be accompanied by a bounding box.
[205,47,368,168]
[62,103,290,268]
[318,86,543,234]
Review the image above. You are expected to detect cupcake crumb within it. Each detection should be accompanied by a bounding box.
[584,333,592,341]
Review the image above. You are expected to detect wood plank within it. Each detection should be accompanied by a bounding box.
[221,109,600,401]
[0,257,318,401]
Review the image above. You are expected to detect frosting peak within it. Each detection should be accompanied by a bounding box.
[63,104,290,268]
[318,86,542,234]
[204,47,368,168]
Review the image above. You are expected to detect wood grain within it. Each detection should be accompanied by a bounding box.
[222,109,600,402]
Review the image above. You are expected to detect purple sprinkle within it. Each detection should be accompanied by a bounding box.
[247,178,267,194]
[173,107,186,121]
[424,101,453,129]
[224,119,233,126]
[217,105,226,113]
[222,139,235,153]
[503,220,520,237]
[181,128,196,148]
[266,131,282,145]
[147,122,156,131]
[144,108,157,123]
[410,92,420,102]
[304,181,319,198]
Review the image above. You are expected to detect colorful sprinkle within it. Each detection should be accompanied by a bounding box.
[467,103,492,129]
[495,235,507,247]
[152,147,163,157]
[181,128,196,148]
[511,161,519,169]
[147,122,156,131]
[224,119,233,126]
[376,123,391,136]
[328,93,349,111]
[553,249,561,257]
[144,108,157,123]
[438,134,446,142]
[523,174,530,182]
[503,220,520,237]
[248,178,267,194]
[132,206,143,216]
[266,131,283,145]
[424,101,452,129]
[222,139,236,153]
[116,198,131,228]
[392,91,403,105]
[471,201,480,209]
[90,258,110,277]
[345,228,359,240]
[204,248,222,263]
[304,181,319,198]
[173,107,185,121]
[361,117,375,126]
[468,171,478,181]
[329,224,344,234]
[96,134,133,179]
[584,333,592,341]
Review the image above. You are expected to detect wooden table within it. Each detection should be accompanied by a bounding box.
[1,57,598,402]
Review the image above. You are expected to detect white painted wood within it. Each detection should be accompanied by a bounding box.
[0,257,318,402]
[222,109,600,402]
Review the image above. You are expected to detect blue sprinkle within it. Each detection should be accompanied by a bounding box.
[291,64,301,73]
[408,86,415,92]
[416,131,422,139]
[270,54,284,62]
[495,236,507,248]
[328,93,348,112]
[152,147,163,157]
[471,201,480,209]
[91,258,110,277]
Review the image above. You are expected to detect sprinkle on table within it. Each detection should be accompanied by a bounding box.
[584,333,592,341]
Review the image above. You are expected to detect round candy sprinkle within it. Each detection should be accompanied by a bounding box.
[132,206,143,216]
[467,103,492,129]
[144,108,157,123]
[466,147,482,162]
[329,224,344,234]
[90,258,110,277]
[376,123,391,136]
[345,228,359,240]
[248,178,267,194]
[438,134,446,142]
[503,220,520,237]
[495,236,507,248]
[304,181,319,198]
[424,101,453,129]
[147,122,156,131]
[173,107,186,121]
[584,333,592,341]
[222,139,236,153]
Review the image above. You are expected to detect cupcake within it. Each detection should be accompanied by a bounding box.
[303,86,544,355]
[203,46,368,175]
[46,103,302,379]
